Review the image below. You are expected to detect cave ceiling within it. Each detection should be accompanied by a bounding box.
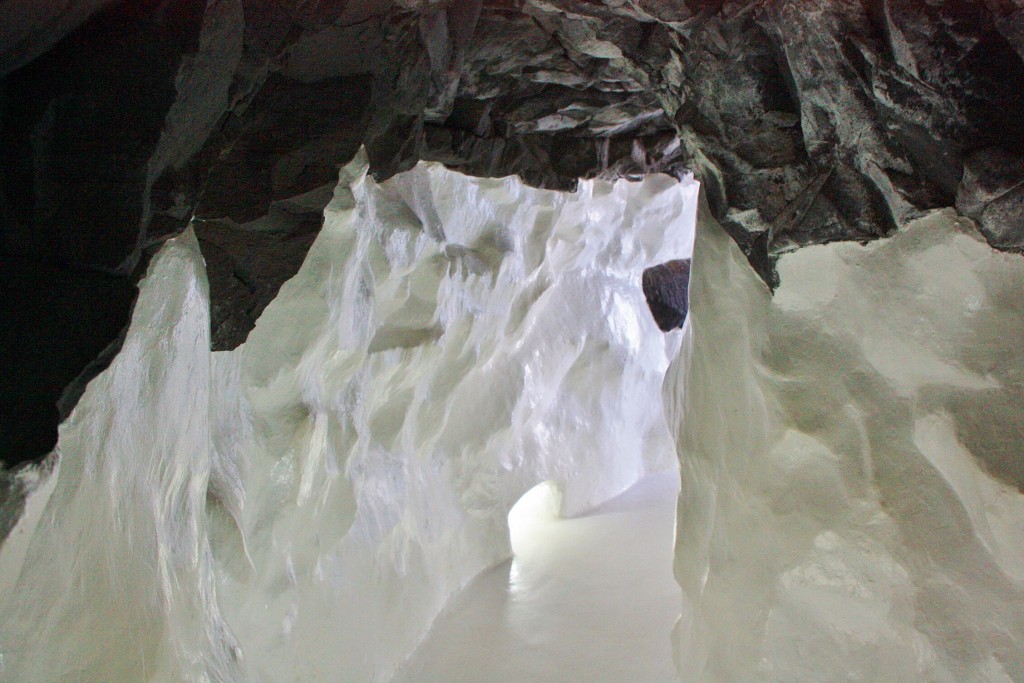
[1,0,1022,464]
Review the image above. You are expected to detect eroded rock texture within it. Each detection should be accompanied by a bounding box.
[0,156,693,683]
[2,0,1023,462]
[643,259,691,331]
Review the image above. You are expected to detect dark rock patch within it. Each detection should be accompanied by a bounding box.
[195,202,326,351]
[0,258,138,463]
[643,259,692,332]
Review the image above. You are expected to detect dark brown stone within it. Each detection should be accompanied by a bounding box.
[642,259,692,332]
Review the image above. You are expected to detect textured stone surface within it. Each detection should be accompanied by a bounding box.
[195,208,325,351]
[643,259,691,331]
[0,0,116,77]
[670,191,1024,681]
[0,157,694,682]
[2,0,1024,463]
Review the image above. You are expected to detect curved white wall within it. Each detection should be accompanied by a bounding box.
[671,196,1024,681]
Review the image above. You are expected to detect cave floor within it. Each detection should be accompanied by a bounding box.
[393,471,683,683]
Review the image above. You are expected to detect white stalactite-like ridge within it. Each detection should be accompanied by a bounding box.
[0,151,696,682]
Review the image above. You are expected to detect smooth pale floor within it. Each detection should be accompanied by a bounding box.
[393,472,683,683]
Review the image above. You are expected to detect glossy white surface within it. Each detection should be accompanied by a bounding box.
[394,472,682,683]
[0,153,696,682]
[7,150,1020,683]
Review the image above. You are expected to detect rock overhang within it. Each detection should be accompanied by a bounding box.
[1,0,1022,464]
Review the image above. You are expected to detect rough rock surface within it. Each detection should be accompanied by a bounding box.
[642,259,691,331]
[2,0,1024,463]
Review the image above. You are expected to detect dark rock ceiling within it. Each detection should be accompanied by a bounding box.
[1,0,1022,465]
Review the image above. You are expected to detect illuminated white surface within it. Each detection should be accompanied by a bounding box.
[8,147,1019,683]
[0,152,696,682]
[670,201,1024,682]
[394,472,682,683]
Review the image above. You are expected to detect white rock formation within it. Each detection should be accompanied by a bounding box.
[0,227,238,681]
[670,197,1024,682]
[4,145,1023,682]
[0,151,695,682]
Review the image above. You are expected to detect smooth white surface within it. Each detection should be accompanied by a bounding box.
[0,154,697,682]
[393,472,682,683]
[670,200,1024,682]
